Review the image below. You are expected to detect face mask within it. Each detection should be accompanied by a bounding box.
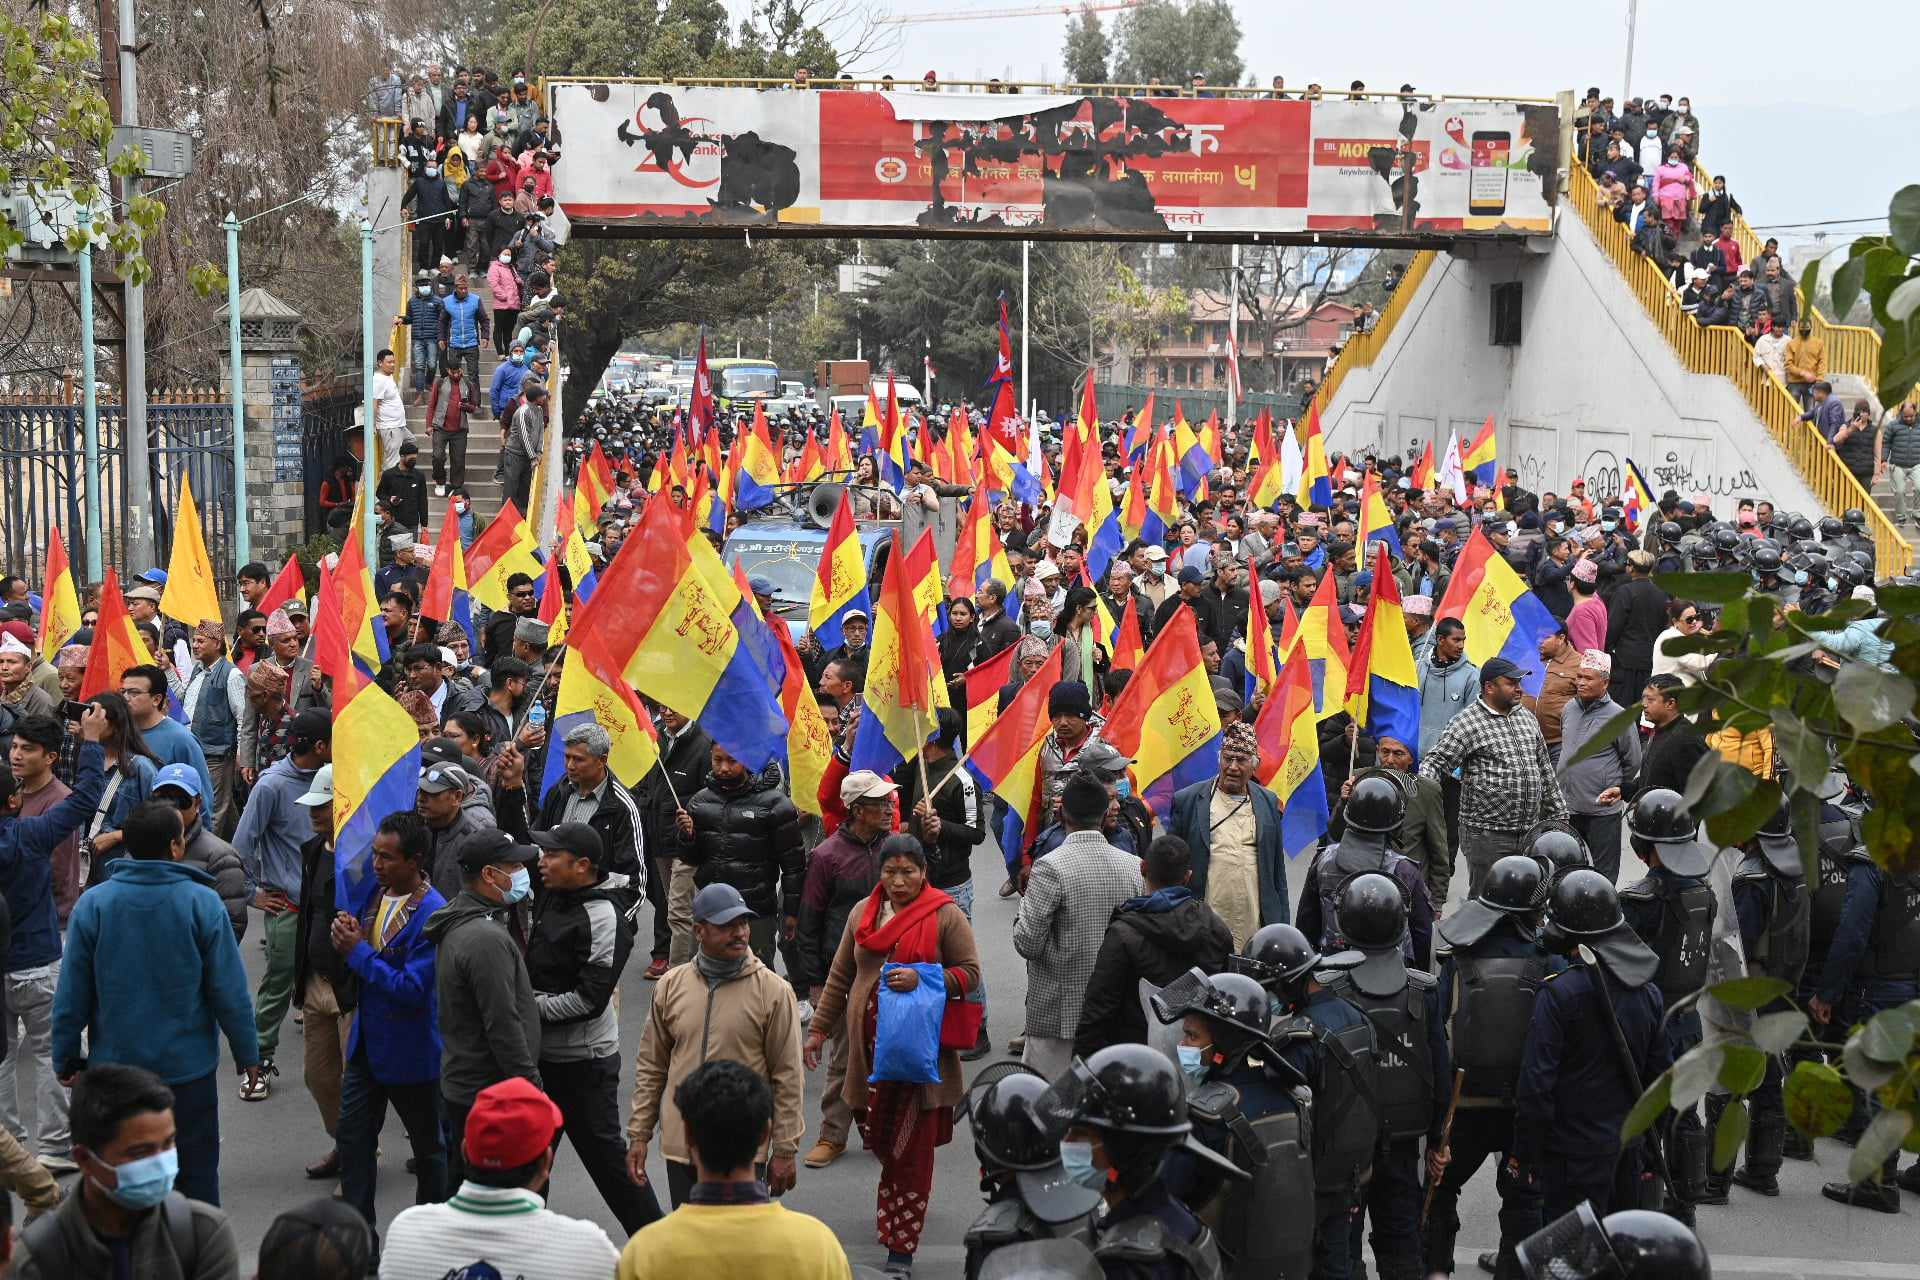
[92,1147,179,1210]
[1792,568,1807,585]
[424,166,438,178]
[1028,621,1053,641]
[1827,576,1840,592]
[1059,1140,1104,1191]
[1177,1043,1208,1085]
[500,252,512,263]
[500,865,532,904]
[417,285,430,295]
[454,500,468,514]
[1601,521,1617,533]
[512,352,526,365]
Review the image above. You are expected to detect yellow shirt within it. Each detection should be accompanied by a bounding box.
[617,1201,851,1280]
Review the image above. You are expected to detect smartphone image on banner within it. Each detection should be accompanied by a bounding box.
[1469,130,1511,216]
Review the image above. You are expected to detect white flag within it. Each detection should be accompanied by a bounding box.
[1279,422,1304,499]
[1439,430,1468,504]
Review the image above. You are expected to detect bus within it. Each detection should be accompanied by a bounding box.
[709,358,782,410]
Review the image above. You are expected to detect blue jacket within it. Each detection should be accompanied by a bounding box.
[1817,859,1882,1003]
[1,743,104,972]
[232,755,319,904]
[137,718,215,820]
[1514,963,1669,1164]
[344,885,447,1085]
[490,358,528,418]
[52,858,259,1083]
[1804,395,1847,442]
[1169,779,1290,932]
[438,292,487,349]
[99,756,157,836]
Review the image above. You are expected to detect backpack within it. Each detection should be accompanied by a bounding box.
[24,1191,198,1273]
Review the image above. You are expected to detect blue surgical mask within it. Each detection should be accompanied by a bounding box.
[1177,1043,1208,1085]
[501,866,532,904]
[93,1147,179,1210]
[1601,521,1618,533]
[1059,1139,1104,1191]
[512,351,526,365]
[1029,620,1053,640]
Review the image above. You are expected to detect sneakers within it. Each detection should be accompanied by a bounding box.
[804,1140,845,1169]
[643,955,668,980]
[435,484,448,498]
[37,1153,76,1175]
[796,999,814,1025]
[239,1059,278,1102]
[1822,1179,1901,1214]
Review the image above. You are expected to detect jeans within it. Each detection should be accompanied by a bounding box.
[946,879,987,1025]
[1890,463,1920,520]
[171,1071,222,1205]
[302,974,353,1137]
[432,429,468,490]
[339,1046,447,1225]
[1570,810,1624,883]
[1459,827,1530,900]
[409,335,437,393]
[541,1054,662,1235]
[0,965,67,1156]
[254,908,299,1059]
[445,344,480,403]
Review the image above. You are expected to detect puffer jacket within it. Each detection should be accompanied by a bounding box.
[676,764,805,920]
[182,821,250,941]
[526,883,632,1063]
[633,721,714,857]
[797,822,883,988]
[1074,887,1235,1058]
[893,753,985,890]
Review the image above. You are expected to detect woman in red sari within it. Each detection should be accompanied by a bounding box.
[805,834,981,1277]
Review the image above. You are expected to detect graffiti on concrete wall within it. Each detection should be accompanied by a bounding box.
[1645,442,1758,499]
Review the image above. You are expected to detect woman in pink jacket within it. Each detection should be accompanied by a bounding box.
[1653,150,1697,239]
[486,250,522,358]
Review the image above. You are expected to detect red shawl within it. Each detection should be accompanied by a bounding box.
[854,883,954,967]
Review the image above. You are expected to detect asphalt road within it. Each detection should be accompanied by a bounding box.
[17,836,1920,1277]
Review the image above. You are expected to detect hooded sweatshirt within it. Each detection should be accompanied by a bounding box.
[1074,886,1235,1057]
[231,754,318,904]
[1416,652,1480,756]
[424,888,542,1105]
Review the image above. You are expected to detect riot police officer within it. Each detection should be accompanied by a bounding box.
[1784,769,1868,1162]
[1653,523,1686,576]
[1036,1043,1243,1280]
[1322,874,1449,1280]
[1617,788,1718,1223]
[1296,774,1436,970]
[962,1067,1102,1280]
[1515,1204,1711,1280]
[1515,870,1669,1220]
[1809,780,1920,1214]
[1233,924,1377,1280]
[1426,856,1560,1279]
[1841,507,1876,569]
[1526,824,1592,907]
[1715,804,1809,1199]
[1152,969,1316,1280]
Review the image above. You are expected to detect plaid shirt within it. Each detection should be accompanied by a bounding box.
[1419,697,1567,833]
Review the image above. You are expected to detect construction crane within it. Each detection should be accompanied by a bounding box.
[877,0,1141,26]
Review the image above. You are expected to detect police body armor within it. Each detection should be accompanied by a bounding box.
[1860,869,1920,980]
[1280,1012,1378,1193]
[1448,950,1552,1101]
[974,1238,1104,1280]
[1808,806,1867,955]
[1328,968,1438,1141]
[1732,851,1810,988]
[1622,875,1716,1000]
[966,1200,1094,1280]
[1094,1210,1225,1280]
[1314,837,1420,964]
[1186,1080,1315,1280]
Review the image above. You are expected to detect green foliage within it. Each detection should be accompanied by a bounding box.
[1821,184,1920,407]
[1061,4,1112,85]
[0,12,154,281]
[1109,0,1244,88]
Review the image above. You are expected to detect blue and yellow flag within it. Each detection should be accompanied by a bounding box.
[1356,469,1402,556]
[1345,544,1422,758]
[849,531,943,776]
[1296,403,1332,509]
[1464,415,1498,490]
[1254,647,1329,859]
[1435,527,1564,699]
[734,403,783,511]
[1100,608,1223,818]
[808,490,871,650]
[539,630,661,802]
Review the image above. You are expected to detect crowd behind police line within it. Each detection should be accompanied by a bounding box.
[0,381,1916,1280]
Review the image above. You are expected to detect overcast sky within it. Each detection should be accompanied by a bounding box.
[781,0,1918,260]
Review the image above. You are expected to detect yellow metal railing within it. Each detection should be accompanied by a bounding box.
[1571,167,1909,573]
[371,117,406,168]
[1694,162,1885,385]
[1312,250,1438,413]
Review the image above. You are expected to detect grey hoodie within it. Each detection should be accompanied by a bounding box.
[231,755,318,904]
[423,888,542,1106]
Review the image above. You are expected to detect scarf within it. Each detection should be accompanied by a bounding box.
[695,948,751,988]
[854,883,954,965]
[1076,624,1098,704]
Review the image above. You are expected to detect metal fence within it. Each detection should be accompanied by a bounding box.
[0,395,236,591]
[301,386,356,544]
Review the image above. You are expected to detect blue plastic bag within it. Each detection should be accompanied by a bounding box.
[868,961,947,1085]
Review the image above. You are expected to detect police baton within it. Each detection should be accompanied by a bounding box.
[1421,1068,1467,1230]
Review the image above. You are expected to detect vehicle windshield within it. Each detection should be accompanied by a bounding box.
[720,366,780,398]
[723,538,819,609]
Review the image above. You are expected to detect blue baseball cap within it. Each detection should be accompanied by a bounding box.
[151,763,204,804]
[137,568,169,584]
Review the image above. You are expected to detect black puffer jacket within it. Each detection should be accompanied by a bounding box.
[633,721,714,857]
[1074,889,1235,1058]
[677,763,806,920]
[893,753,985,890]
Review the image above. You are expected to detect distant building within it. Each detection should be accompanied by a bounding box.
[1110,291,1361,395]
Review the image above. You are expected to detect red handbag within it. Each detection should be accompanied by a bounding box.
[940,973,985,1050]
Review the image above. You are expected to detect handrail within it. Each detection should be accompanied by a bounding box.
[1693,160,1885,385]
[389,220,412,379]
[371,117,405,169]
[1570,166,1909,574]
[1312,250,1437,413]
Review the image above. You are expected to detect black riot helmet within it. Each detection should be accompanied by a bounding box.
[1518,1204,1711,1280]
[1844,507,1867,531]
[1544,868,1624,937]
[1626,787,1697,844]
[1151,967,1271,1043]
[1751,544,1783,574]
[1710,526,1741,552]
[1530,825,1592,879]
[1048,1043,1192,1137]
[1480,854,1545,912]
[1787,515,1815,541]
[1657,520,1684,547]
[965,1067,1061,1172]
[1235,923,1323,987]
[1830,560,1863,591]
[1343,774,1406,834]
[1819,515,1846,539]
[1336,872,1407,951]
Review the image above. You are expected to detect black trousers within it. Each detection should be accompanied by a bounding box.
[1313,1188,1358,1280]
[339,1046,447,1225]
[1424,1107,1542,1277]
[541,1054,663,1235]
[1569,810,1624,883]
[432,429,467,490]
[1350,1135,1422,1280]
[444,1096,474,1194]
[1541,1144,1643,1220]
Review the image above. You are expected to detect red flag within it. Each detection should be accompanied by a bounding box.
[883,531,936,713]
[258,552,307,618]
[78,569,149,700]
[1110,593,1146,674]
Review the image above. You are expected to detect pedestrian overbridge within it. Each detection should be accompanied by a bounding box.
[535,78,1571,248]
